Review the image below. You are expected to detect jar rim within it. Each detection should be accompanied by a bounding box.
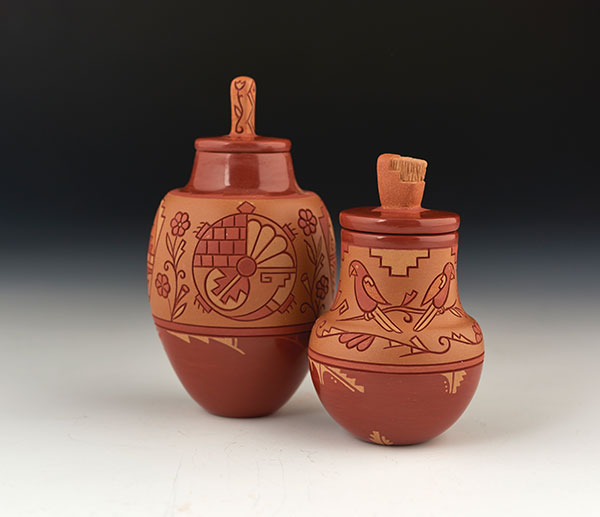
[195,136,291,153]
[339,206,460,235]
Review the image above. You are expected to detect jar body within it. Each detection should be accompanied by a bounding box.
[308,229,483,444]
[148,189,336,417]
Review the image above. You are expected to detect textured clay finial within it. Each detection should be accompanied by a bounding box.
[377,153,428,209]
[229,76,256,138]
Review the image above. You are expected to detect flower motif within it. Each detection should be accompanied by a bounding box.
[298,208,318,236]
[155,273,171,298]
[170,211,191,237]
[316,275,329,300]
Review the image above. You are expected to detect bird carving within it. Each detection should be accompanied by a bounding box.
[349,260,403,334]
[413,262,456,332]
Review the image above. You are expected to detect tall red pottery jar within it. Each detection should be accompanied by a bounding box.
[147,77,336,417]
[308,153,484,444]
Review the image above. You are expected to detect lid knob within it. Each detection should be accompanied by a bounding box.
[230,76,256,138]
[376,153,428,209]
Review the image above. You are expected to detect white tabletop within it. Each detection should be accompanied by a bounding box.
[1,245,598,516]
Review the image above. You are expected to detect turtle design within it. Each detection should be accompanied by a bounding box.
[193,202,297,320]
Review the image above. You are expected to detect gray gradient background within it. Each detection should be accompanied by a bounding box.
[1,1,599,515]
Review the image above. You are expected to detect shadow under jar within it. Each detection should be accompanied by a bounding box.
[147,77,336,417]
[308,153,484,444]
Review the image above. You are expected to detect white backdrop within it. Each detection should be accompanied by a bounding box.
[1,249,598,516]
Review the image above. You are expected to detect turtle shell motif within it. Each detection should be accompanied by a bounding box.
[193,202,297,321]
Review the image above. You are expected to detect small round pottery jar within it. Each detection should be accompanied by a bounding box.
[147,77,336,417]
[308,153,484,444]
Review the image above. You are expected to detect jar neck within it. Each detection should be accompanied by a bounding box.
[341,229,459,251]
[338,229,462,312]
[183,151,302,195]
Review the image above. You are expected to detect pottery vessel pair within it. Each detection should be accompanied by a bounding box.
[147,77,484,444]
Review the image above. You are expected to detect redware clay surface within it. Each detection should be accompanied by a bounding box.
[308,153,484,444]
[159,329,309,417]
[339,206,460,235]
[309,352,483,445]
[148,77,336,417]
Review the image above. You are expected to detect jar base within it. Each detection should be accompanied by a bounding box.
[308,353,483,445]
[158,327,309,418]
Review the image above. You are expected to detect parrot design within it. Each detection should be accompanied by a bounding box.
[413,262,456,332]
[349,260,403,334]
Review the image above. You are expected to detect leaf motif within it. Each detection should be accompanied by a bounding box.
[172,303,187,320]
[305,240,316,264]
[326,366,365,393]
[234,105,243,118]
[401,290,418,306]
[175,239,186,265]
[309,358,365,393]
[316,236,323,258]
[317,252,324,269]
[175,284,188,305]
[369,431,394,445]
[166,233,174,257]
[300,273,311,294]
[441,370,467,394]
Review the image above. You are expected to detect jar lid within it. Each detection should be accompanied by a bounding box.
[194,76,291,154]
[340,153,460,235]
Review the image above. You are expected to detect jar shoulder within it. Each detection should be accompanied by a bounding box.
[309,243,483,368]
[153,189,334,229]
[162,188,326,205]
